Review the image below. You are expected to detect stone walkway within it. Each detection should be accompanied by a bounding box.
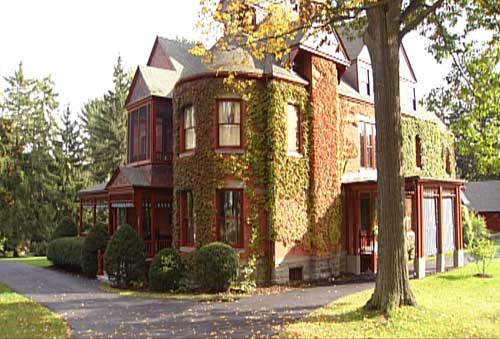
[0,262,372,338]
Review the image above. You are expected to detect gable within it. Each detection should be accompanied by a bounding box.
[293,30,350,65]
[355,45,417,83]
[147,37,175,70]
[126,69,150,105]
[106,168,132,189]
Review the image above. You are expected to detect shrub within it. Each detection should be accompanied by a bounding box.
[103,224,146,288]
[47,237,84,271]
[193,242,239,292]
[82,223,109,278]
[463,207,489,248]
[52,216,78,240]
[31,241,48,256]
[471,239,496,277]
[148,248,185,291]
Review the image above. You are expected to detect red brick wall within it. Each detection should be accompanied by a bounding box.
[480,212,500,232]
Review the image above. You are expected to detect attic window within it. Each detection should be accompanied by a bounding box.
[411,87,417,111]
[359,67,371,97]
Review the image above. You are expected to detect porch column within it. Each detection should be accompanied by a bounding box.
[346,189,361,275]
[135,193,143,240]
[79,201,83,236]
[92,199,97,226]
[108,200,113,235]
[151,196,157,254]
[454,186,465,267]
[437,187,446,272]
[414,182,426,279]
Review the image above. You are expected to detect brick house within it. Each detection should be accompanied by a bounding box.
[78,13,464,284]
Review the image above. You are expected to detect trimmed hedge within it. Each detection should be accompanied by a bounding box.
[193,242,239,292]
[149,248,185,291]
[52,216,78,240]
[82,223,109,278]
[104,224,146,288]
[31,241,48,257]
[47,237,84,271]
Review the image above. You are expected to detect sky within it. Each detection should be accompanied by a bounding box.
[0,0,451,118]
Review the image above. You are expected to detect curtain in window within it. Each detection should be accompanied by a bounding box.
[443,197,455,252]
[184,106,196,150]
[218,190,241,246]
[423,197,438,256]
[218,101,240,147]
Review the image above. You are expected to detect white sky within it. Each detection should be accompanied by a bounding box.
[0,0,450,118]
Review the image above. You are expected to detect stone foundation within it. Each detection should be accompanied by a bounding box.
[454,249,464,268]
[414,256,426,279]
[436,253,446,272]
[272,252,346,284]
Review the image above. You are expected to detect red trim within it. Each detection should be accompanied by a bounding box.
[175,71,308,88]
[216,189,244,248]
[216,99,244,149]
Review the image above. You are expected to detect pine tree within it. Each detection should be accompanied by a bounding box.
[81,57,131,183]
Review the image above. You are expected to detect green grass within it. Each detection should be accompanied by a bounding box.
[0,283,68,339]
[100,284,246,301]
[284,260,500,338]
[0,256,52,268]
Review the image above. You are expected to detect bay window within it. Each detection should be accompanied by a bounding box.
[218,100,242,148]
[129,105,149,162]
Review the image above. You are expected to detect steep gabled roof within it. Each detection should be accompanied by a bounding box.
[289,30,350,66]
[464,181,500,213]
[126,65,181,105]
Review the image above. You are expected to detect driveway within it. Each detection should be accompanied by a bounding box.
[0,262,372,338]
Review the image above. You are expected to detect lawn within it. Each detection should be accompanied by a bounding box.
[0,283,68,339]
[0,256,52,268]
[284,259,500,338]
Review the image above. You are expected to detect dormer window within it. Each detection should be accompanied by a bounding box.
[129,105,149,162]
[359,67,371,97]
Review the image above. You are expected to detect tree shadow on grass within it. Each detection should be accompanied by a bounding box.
[436,274,472,281]
[302,305,382,325]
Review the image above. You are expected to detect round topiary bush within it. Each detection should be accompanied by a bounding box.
[103,224,146,288]
[47,237,84,271]
[52,216,78,240]
[82,223,110,278]
[148,248,184,291]
[193,242,239,292]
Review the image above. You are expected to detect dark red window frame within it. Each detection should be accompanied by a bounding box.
[216,99,244,149]
[128,104,150,163]
[216,189,244,248]
[179,191,195,247]
[180,105,195,153]
[359,121,376,169]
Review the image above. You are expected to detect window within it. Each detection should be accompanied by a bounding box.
[360,193,371,232]
[218,100,242,147]
[287,104,300,153]
[180,191,195,246]
[217,190,243,247]
[359,67,371,96]
[415,135,422,168]
[445,149,451,175]
[129,105,149,162]
[359,121,376,168]
[182,105,196,152]
[411,87,417,111]
[155,102,171,161]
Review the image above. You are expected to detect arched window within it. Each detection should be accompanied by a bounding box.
[415,135,422,168]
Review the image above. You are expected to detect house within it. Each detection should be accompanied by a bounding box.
[464,181,500,232]
[78,5,464,284]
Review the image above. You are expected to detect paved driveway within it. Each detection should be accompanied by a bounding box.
[0,262,372,338]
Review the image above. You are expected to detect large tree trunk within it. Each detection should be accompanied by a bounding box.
[363,1,416,314]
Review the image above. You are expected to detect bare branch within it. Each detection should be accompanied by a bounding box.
[399,0,445,40]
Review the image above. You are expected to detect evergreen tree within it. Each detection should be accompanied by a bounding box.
[81,57,131,183]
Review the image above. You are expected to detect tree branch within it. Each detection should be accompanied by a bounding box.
[399,0,445,40]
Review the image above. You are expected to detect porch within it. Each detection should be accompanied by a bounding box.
[343,176,464,278]
[77,166,174,259]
